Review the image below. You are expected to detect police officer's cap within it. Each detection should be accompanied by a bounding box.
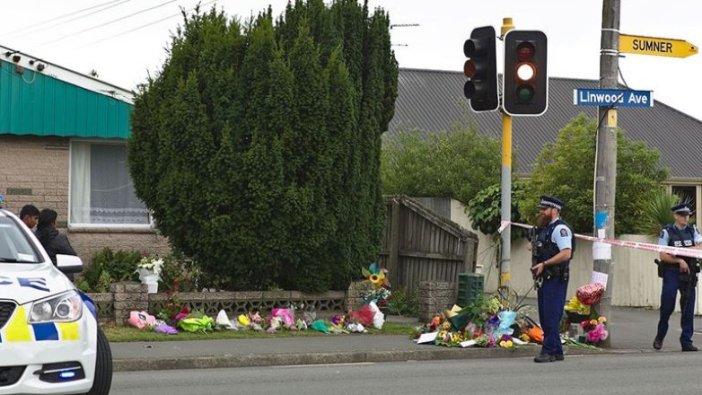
[671,203,693,215]
[537,195,564,210]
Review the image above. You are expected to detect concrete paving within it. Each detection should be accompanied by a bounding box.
[110,305,702,371]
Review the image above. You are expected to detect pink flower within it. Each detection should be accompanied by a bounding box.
[585,323,609,343]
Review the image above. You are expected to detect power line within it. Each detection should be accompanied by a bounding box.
[36,0,182,48]
[83,0,216,47]
[390,23,420,29]
[5,0,132,40]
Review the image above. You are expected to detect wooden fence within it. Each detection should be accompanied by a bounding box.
[378,196,479,296]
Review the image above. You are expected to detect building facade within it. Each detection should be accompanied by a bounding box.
[0,46,169,263]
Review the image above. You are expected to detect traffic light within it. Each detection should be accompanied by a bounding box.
[503,30,548,116]
[463,26,498,112]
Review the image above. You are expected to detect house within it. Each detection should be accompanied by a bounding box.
[387,68,702,220]
[0,46,169,263]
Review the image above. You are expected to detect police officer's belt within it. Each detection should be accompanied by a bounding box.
[544,264,569,280]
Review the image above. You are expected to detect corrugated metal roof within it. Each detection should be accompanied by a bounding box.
[0,51,132,139]
[387,68,702,179]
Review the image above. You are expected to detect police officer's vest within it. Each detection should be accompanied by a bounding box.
[664,224,696,266]
[537,218,575,270]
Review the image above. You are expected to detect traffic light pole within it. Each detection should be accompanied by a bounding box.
[593,0,620,348]
[500,111,512,289]
[500,17,514,289]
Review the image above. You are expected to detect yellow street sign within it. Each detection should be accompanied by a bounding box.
[620,34,698,58]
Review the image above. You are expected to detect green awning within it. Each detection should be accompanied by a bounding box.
[0,60,132,139]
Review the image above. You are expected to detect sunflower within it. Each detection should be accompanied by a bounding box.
[369,272,385,287]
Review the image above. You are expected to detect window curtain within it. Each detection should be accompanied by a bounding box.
[70,142,91,224]
[70,142,149,226]
[89,144,149,224]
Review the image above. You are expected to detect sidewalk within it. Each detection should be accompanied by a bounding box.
[111,306,702,372]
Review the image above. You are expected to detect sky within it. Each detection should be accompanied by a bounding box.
[2,0,700,120]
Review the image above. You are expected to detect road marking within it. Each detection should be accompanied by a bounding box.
[272,362,376,369]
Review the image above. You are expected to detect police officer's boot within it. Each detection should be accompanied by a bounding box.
[533,353,556,363]
[682,343,698,352]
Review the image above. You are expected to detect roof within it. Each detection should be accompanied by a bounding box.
[0,45,133,139]
[387,68,702,179]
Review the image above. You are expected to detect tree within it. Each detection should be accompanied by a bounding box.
[467,182,528,237]
[522,113,669,235]
[381,125,503,205]
[129,3,397,291]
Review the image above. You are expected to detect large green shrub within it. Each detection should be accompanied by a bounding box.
[128,1,398,292]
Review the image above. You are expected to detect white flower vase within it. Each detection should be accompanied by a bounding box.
[138,270,159,294]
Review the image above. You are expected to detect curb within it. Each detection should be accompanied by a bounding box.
[112,345,635,372]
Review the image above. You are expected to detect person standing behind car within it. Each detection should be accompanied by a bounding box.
[36,209,77,268]
[653,203,701,352]
[19,204,40,231]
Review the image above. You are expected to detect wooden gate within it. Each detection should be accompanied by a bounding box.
[378,196,479,296]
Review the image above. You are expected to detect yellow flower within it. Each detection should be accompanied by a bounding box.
[589,319,598,327]
[598,316,607,324]
[369,272,385,288]
[506,340,513,348]
[520,333,530,342]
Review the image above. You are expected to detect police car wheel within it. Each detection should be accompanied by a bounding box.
[86,327,113,395]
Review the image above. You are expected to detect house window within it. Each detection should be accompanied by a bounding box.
[70,141,150,227]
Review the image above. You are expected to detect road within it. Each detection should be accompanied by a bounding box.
[110,352,702,395]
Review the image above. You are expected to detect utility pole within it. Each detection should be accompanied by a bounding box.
[500,17,514,290]
[593,0,620,347]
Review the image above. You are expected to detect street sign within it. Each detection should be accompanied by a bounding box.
[573,88,653,108]
[619,34,698,58]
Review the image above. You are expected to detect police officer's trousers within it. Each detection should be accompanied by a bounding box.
[537,275,568,356]
[657,269,697,345]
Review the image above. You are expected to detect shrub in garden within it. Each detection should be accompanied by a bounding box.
[77,248,141,293]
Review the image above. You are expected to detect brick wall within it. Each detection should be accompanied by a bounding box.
[0,135,70,220]
[0,134,170,264]
[70,231,171,264]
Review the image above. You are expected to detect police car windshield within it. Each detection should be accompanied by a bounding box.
[0,217,40,263]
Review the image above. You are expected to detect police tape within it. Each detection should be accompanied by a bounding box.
[501,220,702,260]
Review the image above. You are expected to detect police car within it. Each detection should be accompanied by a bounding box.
[0,209,112,394]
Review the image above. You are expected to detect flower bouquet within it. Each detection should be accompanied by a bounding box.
[564,295,591,323]
[580,316,608,345]
[135,255,164,293]
[361,263,391,304]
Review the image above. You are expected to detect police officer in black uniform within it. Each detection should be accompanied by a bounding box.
[531,195,574,363]
[653,203,701,352]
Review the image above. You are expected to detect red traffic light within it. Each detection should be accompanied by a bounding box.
[464,60,476,79]
[517,42,535,62]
